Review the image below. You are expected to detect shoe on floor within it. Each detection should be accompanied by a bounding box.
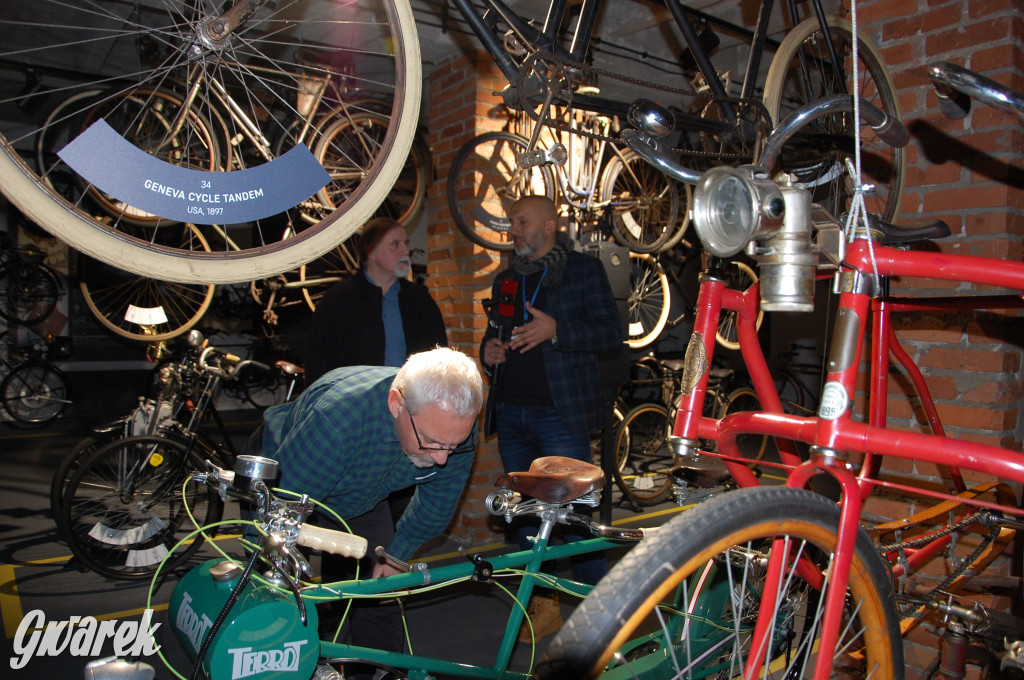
[518,590,563,643]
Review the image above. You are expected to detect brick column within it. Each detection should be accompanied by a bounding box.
[425,52,513,545]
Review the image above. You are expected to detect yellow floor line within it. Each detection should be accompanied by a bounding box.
[0,564,23,640]
[0,534,241,639]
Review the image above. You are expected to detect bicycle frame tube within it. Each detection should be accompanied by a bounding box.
[671,264,801,488]
[313,536,619,679]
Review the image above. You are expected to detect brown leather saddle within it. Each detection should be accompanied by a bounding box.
[494,456,605,503]
[670,455,733,488]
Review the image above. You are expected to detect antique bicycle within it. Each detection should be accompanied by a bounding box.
[57,337,273,579]
[443,0,902,256]
[81,454,645,680]
[0,330,72,426]
[535,64,1024,679]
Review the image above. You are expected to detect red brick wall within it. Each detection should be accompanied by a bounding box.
[425,52,514,545]
[852,0,1023,676]
[855,0,1024,446]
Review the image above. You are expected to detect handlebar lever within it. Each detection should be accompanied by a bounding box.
[457,547,494,583]
[373,546,428,576]
[561,511,645,542]
[261,533,309,625]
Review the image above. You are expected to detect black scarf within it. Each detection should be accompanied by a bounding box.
[512,233,571,288]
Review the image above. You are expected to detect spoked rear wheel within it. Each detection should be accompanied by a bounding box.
[0,260,60,326]
[763,15,904,224]
[78,224,215,342]
[63,435,222,580]
[1,361,70,424]
[626,253,670,349]
[536,486,903,680]
[602,148,690,254]
[0,0,421,284]
[447,131,556,252]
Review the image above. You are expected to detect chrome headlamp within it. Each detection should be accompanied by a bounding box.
[692,166,784,258]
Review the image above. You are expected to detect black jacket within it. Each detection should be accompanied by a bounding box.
[304,271,448,385]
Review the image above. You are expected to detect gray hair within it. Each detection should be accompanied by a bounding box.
[392,347,483,418]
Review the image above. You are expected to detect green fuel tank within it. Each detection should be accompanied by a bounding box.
[169,559,320,680]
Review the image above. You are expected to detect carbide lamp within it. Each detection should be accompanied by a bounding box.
[692,165,784,258]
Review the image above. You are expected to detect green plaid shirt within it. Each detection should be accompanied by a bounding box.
[260,365,476,561]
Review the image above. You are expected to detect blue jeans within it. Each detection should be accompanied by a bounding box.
[495,403,606,586]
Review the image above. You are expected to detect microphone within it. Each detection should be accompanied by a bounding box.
[483,278,518,435]
[485,278,518,387]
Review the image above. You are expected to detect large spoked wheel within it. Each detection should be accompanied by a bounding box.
[626,253,670,349]
[63,435,222,580]
[1,361,71,425]
[0,0,421,284]
[78,225,215,342]
[536,486,903,680]
[763,15,904,224]
[447,131,557,252]
[612,403,674,506]
[311,114,430,228]
[0,260,60,326]
[602,148,690,254]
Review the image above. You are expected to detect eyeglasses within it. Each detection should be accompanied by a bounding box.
[398,389,460,454]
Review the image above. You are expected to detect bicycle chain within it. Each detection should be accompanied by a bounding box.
[512,50,772,162]
[880,508,998,617]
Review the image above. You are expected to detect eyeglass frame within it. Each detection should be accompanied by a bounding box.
[397,388,461,454]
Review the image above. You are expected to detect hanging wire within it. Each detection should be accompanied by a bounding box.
[843,0,882,282]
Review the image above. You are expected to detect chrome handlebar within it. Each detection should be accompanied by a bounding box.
[929,61,1024,122]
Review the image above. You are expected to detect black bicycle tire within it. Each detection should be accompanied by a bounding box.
[1,361,70,424]
[762,15,904,225]
[602,148,689,254]
[612,403,674,506]
[536,486,904,680]
[0,260,60,326]
[447,131,556,252]
[238,366,286,410]
[63,434,223,580]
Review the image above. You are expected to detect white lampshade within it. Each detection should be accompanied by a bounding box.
[124,304,169,326]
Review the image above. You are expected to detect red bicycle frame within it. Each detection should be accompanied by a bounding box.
[678,239,1024,679]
